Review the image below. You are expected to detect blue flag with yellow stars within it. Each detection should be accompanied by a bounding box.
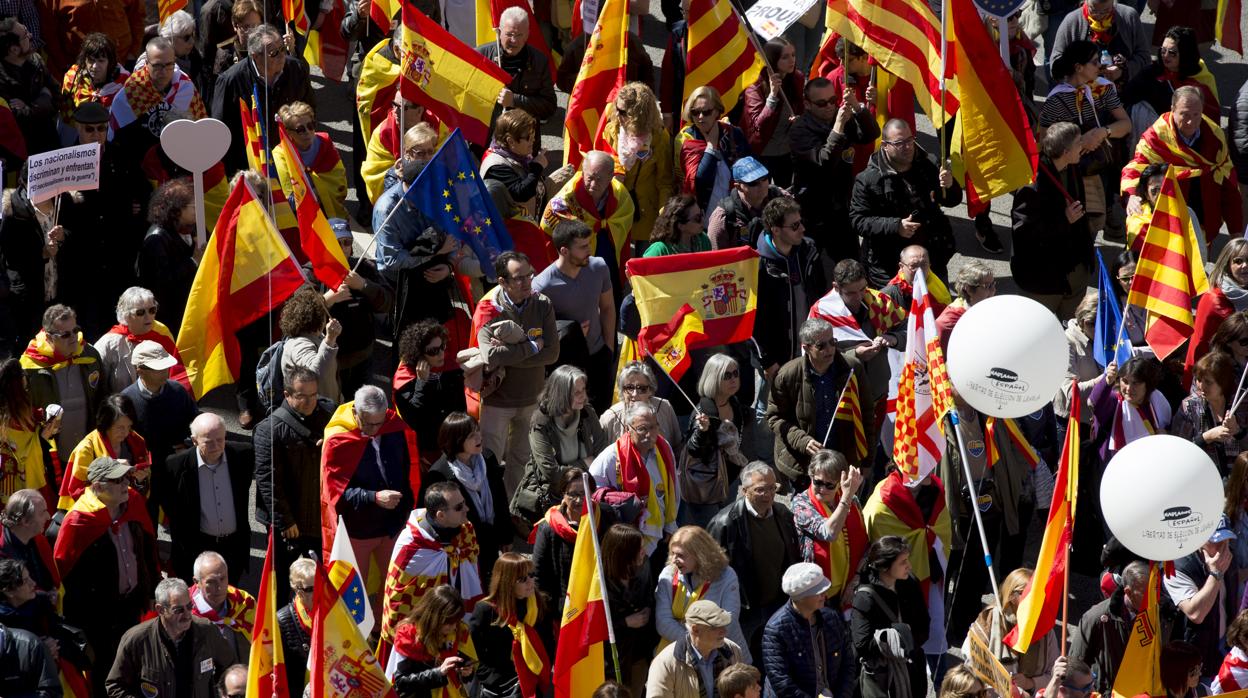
[403,128,513,270]
[1093,249,1133,368]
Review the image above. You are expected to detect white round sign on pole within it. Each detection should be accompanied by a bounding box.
[159,118,232,247]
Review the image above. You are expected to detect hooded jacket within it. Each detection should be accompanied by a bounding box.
[753,232,825,370]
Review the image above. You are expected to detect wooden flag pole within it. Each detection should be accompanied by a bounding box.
[582,472,624,683]
[733,3,796,116]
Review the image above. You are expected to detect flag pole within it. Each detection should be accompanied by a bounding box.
[949,408,1004,610]
[822,367,856,447]
[937,0,949,185]
[348,171,426,274]
[581,472,623,683]
[1231,358,1248,416]
[733,4,796,116]
[640,347,701,413]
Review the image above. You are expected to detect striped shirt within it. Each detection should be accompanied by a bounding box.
[1040,79,1122,132]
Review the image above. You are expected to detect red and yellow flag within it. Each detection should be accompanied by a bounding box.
[176,177,306,400]
[283,0,310,33]
[684,0,766,114]
[400,6,513,147]
[247,531,289,698]
[985,417,1041,470]
[554,500,612,698]
[827,0,958,127]
[304,0,349,81]
[239,98,266,174]
[1006,381,1081,654]
[626,247,760,349]
[357,40,402,142]
[948,0,1037,212]
[311,562,396,698]
[563,0,627,166]
[639,304,707,382]
[836,371,869,462]
[1218,0,1245,53]
[1112,563,1164,697]
[1126,167,1210,359]
[276,123,350,288]
[158,0,187,23]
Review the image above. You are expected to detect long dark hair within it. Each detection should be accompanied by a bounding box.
[1162,25,1201,76]
[0,360,33,429]
[75,33,119,84]
[756,37,803,107]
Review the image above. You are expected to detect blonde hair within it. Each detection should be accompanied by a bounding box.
[938,665,985,698]
[999,567,1033,615]
[403,122,438,152]
[604,82,663,144]
[277,101,314,127]
[683,86,725,123]
[667,525,729,582]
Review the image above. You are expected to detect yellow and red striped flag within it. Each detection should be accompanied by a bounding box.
[239,97,266,174]
[836,371,869,462]
[1006,381,1081,654]
[554,497,613,697]
[564,0,628,166]
[246,531,289,698]
[158,0,187,23]
[283,0,310,33]
[684,0,766,114]
[275,123,350,289]
[639,304,707,382]
[1126,167,1210,359]
[948,0,1037,213]
[985,417,1042,470]
[892,270,953,482]
[400,5,513,147]
[176,177,306,400]
[1112,562,1164,697]
[827,0,958,128]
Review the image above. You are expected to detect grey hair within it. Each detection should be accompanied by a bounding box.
[159,10,195,38]
[1041,121,1081,160]
[354,385,389,416]
[626,401,656,424]
[697,353,738,401]
[584,150,614,171]
[809,449,849,479]
[539,364,587,417]
[146,36,174,56]
[116,287,157,324]
[193,550,227,580]
[155,577,189,606]
[953,261,993,299]
[739,461,774,489]
[617,360,655,391]
[0,489,42,528]
[1121,559,1150,590]
[498,6,528,27]
[247,23,282,56]
[190,412,225,438]
[799,317,834,346]
[290,558,317,587]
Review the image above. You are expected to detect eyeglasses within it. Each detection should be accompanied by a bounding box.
[131,305,159,317]
[147,61,175,70]
[1117,274,1134,283]
[165,603,192,616]
[722,369,739,380]
[689,108,715,118]
[507,272,535,283]
[287,123,315,135]
[628,423,656,435]
[1160,46,1180,56]
[808,97,835,108]
[812,478,836,490]
[622,383,653,394]
[404,146,434,160]
[884,137,916,148]
[424,344,446,356]
[781,220,805,231]
[263,46,286,59]
[47,327,80,340]
[748,484,779,495]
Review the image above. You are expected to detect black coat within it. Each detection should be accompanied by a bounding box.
[475,44,557,123]
[136,224,198,335]
[421,452,512,584]
[531,507,617,607]
[1010,156,1094,295]
[761,602,856,698]
[303,257,392,370]
[254,402,332,534]
[210,56,314,172]
[0,623,59,698]
[850,579,930,698]
[164,444,254,576]
[707,498,801,614]
[276,602,310,697]
[466,599,556,697]
[753,235,825,370]
[394,370,467,458]
[789,109,880,262]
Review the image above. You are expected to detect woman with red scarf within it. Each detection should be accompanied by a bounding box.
[58,394,150,511]
[792,450,867,612]
[530,467,616,606]
[94,286,190,394]
[467,553,554,698]
[387,584,479,698]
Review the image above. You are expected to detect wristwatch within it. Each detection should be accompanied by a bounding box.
[1210,569,1224,581]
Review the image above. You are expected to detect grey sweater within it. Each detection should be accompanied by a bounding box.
[477,290,560,409]
[1050,4,1152,83]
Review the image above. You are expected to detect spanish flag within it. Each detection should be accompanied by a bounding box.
[684,0,766,113]
[276,123,350,288]
[948,0,1037,212]
[639,304,706,382]
[246,531,289,698]
[241,88,302,254]
[626,246,760,349]
[554,498,613,697]
[1126,167,1210,360]
[357,40,401,142]
[836,371,869,462]
[1006,381,1080,654]
[303,0,348,81]
[54,487,154,579]
[1218,0,1245,53]
[176,177,306,400]
[564,0,627,167]
[312,561,396,698]
[400,6,513,147]
[1112,562,1164,697]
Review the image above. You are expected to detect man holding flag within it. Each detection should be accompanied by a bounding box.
[476,7,556,123]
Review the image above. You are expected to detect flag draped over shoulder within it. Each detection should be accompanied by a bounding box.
[638,303,706,382]
[826,0,958,127]
[947,0,1037,210]
[1006,381,1081,654]
[1112,563,1164,697]
[1126,167,1210,359]
[1094,249,1132,368]
[312,563,397,698]
[400,7,512,147]
[684,0,766,113]
[554,500,612,698]
[626,247,759,348]
[892,271,953,482]
[53,488,153,579]
[564,0,627,166]
[276,123,350,288]
[247,531,288,698]
[176,178,306,400]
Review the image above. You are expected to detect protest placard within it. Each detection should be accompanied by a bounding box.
[26,143,101,204]
[745,0,820,41]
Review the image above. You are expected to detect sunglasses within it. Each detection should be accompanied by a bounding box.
[884,137,916,147]
[808,97,835,108]
[81,124,108,134]
[622,383,653,393]
[263,46,285,59]
[293,585,314,594]
[424,344,446,356]
[165,603,192,616]
[812,478,837,490]
[722,369,739,380]
[1160,46,1180,56]
[47,328,80,340]
[689,108,715,118]
[131,306,158,317]
[147,61,175,70]
[287,123,315,135]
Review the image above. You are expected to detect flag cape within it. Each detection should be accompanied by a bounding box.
[836,371,870,462]
[108,65,205,135]
[330,515,377,637]
[59,430,150,510]
[892,271,954,482]
[1112,563,1164,697]
[862,470,950,593]
[276,123,350,288]
[303,0,349,81]
[638,303,706,382]
[103,322,192,393]
[1093,249,1133,368]
[1006,381,1080,653]
[175,178,306,400]
[684,0,767,113]
[246,532,288,698]
[626,247,759,349]
[400,7,512,147]
[0,416,45,496]
[380,509,482,644]
[947,0,1037,209]
[1126,167,1209,359]
[563,0,627,166]
[52,487,154,579]
[320,401,419,562]
[357,40,402,142]
[809,287,907,344]
[808,483,868,604]
[385,621,476,697]
[312,562,396,698]
[553,501,611,698]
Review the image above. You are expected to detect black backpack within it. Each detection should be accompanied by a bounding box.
[255,339,287,415]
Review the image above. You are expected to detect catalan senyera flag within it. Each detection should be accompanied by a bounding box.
[563,0,627,167]
[176,178,306,400]
[1112,562,1164,697]
[626,247,760,349]
[283,0,310,33]
[684,0,767,114]
[242,87,302,250]
[276,123,349,288]
[303,0,349,81]
[158,0,187,23]
[554,497,612,698]
[892,271,954,482]
[1126,167,1210,360]
[311,563,396,698]
[947,0,1037,212]
[836,370,869,462]
[638,304,707,382]
[240,97,266,175]
[400,6,513,147]
[1218,0,1245,53]
[246,531,288,698]
[1005,381,1080,654]
[827,0,958,128]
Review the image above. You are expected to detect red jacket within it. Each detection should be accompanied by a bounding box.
[739,71,806,153]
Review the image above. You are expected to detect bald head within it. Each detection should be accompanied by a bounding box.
[191,413,227,463]
[899,245,929,282]
[582,151,615,202]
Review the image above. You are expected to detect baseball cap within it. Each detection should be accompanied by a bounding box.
[1209,514,1238,544]
[131,340,178,370]
[731,156,770,184]
[782,562,832,599]
[684,600,732,628]
[328,218,353,241]
[86,456,133,483]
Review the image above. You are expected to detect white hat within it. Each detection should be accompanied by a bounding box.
[131,340,178,370]
[782,562,832,600]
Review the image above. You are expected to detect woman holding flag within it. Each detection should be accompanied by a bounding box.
[1091,355,1171,461]
[1172,351,1248,475]
[792,449,866,611]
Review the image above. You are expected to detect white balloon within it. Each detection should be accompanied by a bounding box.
[946,295,1068,418]
[1100,434,1224,561]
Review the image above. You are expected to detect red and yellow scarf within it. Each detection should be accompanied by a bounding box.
[59,429,149,510]
[808,486,868,606]
[507,599,550,698]
[105,321,191,392]
[1082,3,1114,45]
[392,621,478,698]
[615,434,677,545]
[190,583,257,640]
[20,331,92,372]
[527,505,578,545]
[984,417,1042,469]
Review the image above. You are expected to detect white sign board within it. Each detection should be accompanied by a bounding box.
[746,0,821,41]
[26,143,101,204]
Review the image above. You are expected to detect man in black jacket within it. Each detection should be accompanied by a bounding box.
[707,462,800,662]
[476,8,556,125]
[754,197,825,386]
[254,365,332,605]
[166,413,254,584]
[850,119,961,288]
[0,622,59,698]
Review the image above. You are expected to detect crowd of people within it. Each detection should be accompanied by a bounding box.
[2,0,1248,695]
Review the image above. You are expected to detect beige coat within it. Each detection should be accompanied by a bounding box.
[645,635,743,698]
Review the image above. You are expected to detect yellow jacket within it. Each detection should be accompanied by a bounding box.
[606,127,675,243]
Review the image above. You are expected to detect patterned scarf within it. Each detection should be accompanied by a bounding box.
[59,63,128,118]
[808,486,868,606]
[190,583,257,640]
[507,598,550,697]
[389,622,478,698]
[886,269,953,309]
[1082,3,1114,46]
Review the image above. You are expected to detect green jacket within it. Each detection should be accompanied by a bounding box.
[765,352,862,481]
[938,409,1035,549]
[510,405,608,523]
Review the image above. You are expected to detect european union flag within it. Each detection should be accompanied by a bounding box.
[403,128,514,269]
[1093,249,1132,368]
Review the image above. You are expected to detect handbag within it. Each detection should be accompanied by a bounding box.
[679,441,729,505]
